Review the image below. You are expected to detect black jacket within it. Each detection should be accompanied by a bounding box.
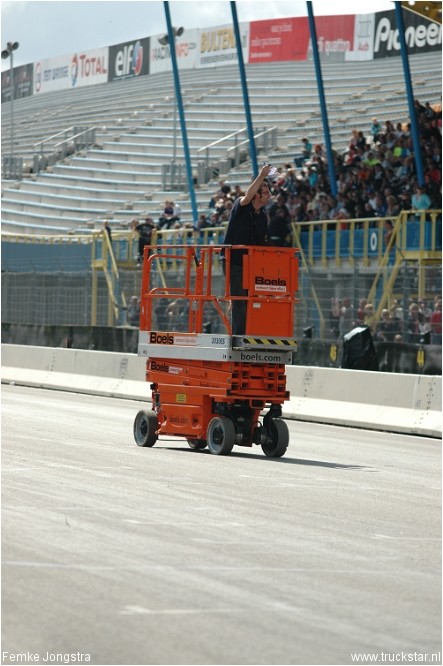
[222,198,268,265]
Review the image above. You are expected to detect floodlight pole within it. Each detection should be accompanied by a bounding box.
[306,3,337,197]
[158,27,181,189]
[163,2,198,225]
[394,1,425,186]
[231,1,258,177]
[2,41,19,160]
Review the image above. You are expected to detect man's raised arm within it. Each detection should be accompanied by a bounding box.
[240,164,272,206]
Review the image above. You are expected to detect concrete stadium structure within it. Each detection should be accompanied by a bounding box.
[1,52,441,233]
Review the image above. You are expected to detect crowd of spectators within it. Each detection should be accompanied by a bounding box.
[258,99,441,237]
[128,98,440,245]
[126,100,441,339]
[329,294,442,345]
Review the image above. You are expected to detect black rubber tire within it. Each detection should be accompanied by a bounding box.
[133,410,158,447]
[187,438,207,450]
[261,418,289,458]
[207,416,235,456]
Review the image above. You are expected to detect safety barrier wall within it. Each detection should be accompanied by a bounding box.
[1,344,441,438]
[283,366,441,438]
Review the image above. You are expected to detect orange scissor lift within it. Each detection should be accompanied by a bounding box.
[133,244,299,457]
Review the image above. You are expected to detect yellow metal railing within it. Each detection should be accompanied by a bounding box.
[366,210,442,320]
[91,230,127,326]
[291,210,441,267]
[291,216,398,268]
[291,224,325,338]
[2,211,440,328]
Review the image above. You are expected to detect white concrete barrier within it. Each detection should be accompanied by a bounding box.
[283,366,441,438]
[1,344,441,438]
[1,344,151,401]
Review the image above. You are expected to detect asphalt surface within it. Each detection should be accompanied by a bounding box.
[1,385,441,666]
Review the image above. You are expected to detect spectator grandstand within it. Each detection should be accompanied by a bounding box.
[1,52,441,233]
[1,13,441,373]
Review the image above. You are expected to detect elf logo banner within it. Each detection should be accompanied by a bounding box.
[115,41,143,77]
[109,37,150,81]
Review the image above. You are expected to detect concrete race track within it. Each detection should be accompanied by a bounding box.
[1,385,441,666]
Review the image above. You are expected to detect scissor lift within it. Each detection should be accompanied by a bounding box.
[133,244,299,457]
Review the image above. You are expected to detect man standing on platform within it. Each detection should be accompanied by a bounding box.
[222,164,272,335]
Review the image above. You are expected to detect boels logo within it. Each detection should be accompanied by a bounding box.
[150,332,174,345]
[255,276,287,293]
[150,360,170,372]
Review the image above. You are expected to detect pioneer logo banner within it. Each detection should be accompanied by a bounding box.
[374,9,441,58]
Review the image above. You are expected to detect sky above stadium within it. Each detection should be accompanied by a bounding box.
[1,0,394,71]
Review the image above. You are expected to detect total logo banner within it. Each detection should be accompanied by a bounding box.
[34,48,108,94]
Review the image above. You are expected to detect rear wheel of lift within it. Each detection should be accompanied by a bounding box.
[187,438,207,450]
[207,416,235,456]
[261,418,289,458]
[133,410,158,447]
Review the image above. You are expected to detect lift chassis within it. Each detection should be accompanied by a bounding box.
[133,244,299,457]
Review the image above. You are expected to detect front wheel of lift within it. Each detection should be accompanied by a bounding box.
[261,418,289,458]
[207,417,235,456]
[133,410,158,447]
[187,438,207,451]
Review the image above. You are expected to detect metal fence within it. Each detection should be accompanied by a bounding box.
[2,155,23,179]
[2,259,440,344]
[33,126,97,174]
[1,213,441,341]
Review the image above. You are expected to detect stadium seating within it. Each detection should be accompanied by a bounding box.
[1,51,441,233]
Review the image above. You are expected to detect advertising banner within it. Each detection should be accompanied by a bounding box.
[34,55,70,95]
[249,15,354,63]
[197,22,249,68]
[1,63,33,103]
[345,13,375,61]
[249,17,306,63]
[150,29,198,74]
[307,15,355,61]
[108,37,150,81]
[374,9,442,58]
[34,48,108,94]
